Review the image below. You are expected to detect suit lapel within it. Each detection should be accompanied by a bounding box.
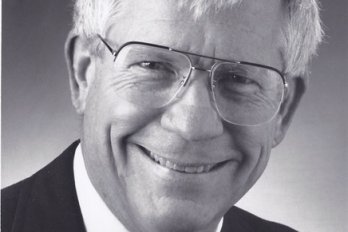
[221,207,253,232]
[11,141,86,232]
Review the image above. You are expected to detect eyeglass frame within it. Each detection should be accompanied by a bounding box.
[96,34,289,125]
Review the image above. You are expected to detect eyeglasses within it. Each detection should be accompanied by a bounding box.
[98,35,288,126]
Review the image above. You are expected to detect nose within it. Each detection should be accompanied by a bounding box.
[160,70,224,141]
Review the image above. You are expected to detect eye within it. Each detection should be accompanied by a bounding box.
[214,69,260,96]
[230,73,254,85]
[217,69,256,86]
[127,60,179,83]
[135,61,170,71]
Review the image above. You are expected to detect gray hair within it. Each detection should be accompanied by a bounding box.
[72,0,323,77]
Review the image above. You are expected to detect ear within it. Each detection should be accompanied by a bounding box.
[65,32,95,114]
[272,75,307,147]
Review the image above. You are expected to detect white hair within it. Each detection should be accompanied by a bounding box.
[72,0,323,77]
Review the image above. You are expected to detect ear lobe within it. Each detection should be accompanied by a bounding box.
[65,32,95,114]
[272,75,307,147]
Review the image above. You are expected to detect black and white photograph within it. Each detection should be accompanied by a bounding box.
[2,0,347,231]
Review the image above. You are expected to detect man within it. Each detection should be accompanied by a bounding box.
[2,0,323,231]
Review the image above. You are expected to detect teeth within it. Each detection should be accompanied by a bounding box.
[149,151,216,174]
[158,157,165,166]
[184,166,198,173]
[197,166,204,173]
[204,164,214,172]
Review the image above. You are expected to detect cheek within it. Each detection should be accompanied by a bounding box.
[85,74,158,129]
[228,122,275,157]
[82,77,161,167]
[227,123,275,189]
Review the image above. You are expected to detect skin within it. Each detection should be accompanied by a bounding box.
[66,0,306,231]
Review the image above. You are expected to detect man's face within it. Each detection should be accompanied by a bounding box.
[76,0,289,231]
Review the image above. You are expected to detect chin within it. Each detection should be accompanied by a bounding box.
[128,195,226,232]
[120,143,241,231]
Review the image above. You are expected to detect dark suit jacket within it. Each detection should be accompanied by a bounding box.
[2,141,297,232]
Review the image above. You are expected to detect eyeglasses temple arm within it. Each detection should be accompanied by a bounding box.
[97,34,116,56]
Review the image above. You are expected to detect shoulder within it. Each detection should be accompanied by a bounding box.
[1,177,33,232]
[1,141,83,232]
[222,206,297,232]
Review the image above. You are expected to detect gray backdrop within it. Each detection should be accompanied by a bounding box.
[2,0,347,231]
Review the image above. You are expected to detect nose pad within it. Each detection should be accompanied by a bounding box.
[161,72,223,141]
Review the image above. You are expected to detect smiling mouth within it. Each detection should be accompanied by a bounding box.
[139,146,228,174]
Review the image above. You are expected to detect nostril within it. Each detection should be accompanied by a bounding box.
[160,103,223,141]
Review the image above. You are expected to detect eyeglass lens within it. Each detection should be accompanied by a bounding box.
[211,62,284,125]
[111,43,284,126]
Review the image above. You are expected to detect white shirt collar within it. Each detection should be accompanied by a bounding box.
[74,144,129,232]
[73,144,223,232]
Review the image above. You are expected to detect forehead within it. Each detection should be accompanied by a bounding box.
[106,0,286,68]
